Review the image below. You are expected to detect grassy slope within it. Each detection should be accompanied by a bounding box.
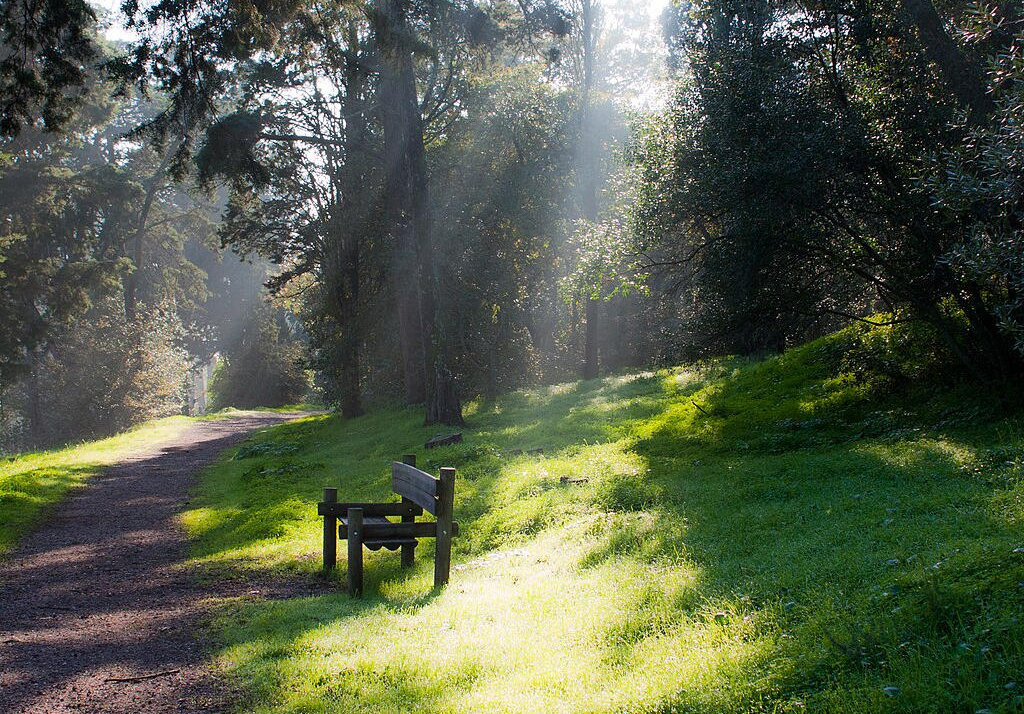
[185,330,1024,714]
[0,415,198,556]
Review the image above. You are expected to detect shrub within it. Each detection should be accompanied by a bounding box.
[12,299,190,447]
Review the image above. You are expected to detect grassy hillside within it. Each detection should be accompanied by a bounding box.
[185,326,1024,713]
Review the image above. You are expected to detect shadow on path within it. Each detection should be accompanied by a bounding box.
[0,414,318,714]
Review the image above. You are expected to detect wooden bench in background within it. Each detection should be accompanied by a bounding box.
[319,455,458,595]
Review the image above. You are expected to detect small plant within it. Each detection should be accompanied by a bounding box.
[233,441,300,460]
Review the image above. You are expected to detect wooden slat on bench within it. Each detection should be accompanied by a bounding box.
[339,519,461,540]
[339,516,417,551]
[342,520,435,540]
[392,462,439,515]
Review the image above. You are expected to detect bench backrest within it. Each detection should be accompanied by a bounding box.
[392,461,441,515]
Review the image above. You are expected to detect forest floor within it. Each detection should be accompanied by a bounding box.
[0,412,322,714]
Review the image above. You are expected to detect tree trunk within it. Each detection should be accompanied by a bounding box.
[395,250,426,403]
[582,298,599,379]
[579,0,600,380]
[26,354,44,447]
[952,276,1023,380]
[374,2,425,406]
[326,27,372,419]
[123,154,172,321]
[372,0,462,425]
[327,222,364,418]
[900,0,994,122]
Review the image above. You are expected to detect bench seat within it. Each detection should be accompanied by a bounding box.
[340,515,418,552]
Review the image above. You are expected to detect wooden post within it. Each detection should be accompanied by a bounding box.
[322,487,337,572]
[401,454,417,568]
[433,467,455,588]
[347,507,364,596]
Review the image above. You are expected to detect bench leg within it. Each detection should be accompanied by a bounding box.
[322,488,337,573]
[434,528,451,588]
[401,542,416,568]
[433,468,455,588]
[347,508,364,596]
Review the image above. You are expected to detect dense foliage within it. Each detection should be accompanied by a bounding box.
[16,299,191,444]
[0,62,298,449]
[0,0,98,135]
[2,0,1023,446]
[631,0,1024,377]
[208,305,309,410]
[932,7,1024,358]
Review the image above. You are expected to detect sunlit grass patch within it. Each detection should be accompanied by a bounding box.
[0,415,197,556]
[211,529,781,714]
[200,404,327,420]
[189,328,1024,713]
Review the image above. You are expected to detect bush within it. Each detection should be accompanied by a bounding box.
[838,315,971,390]
[931,17,1024,361]
[10,299,190,447]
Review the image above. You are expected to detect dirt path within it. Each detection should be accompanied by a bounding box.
[0,413,318,714]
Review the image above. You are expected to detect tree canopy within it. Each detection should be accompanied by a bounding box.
[2,0,1023,448]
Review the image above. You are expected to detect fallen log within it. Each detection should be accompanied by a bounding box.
[425,433,462,449]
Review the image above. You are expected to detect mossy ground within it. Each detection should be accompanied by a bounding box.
[186,328,1024,713]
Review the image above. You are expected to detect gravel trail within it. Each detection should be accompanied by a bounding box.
[0,413,315,714]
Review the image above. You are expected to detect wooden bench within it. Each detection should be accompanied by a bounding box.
[318,455,458,595]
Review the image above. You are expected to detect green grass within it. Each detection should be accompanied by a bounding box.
[0,415,199,556]
[185,327,1024,713]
